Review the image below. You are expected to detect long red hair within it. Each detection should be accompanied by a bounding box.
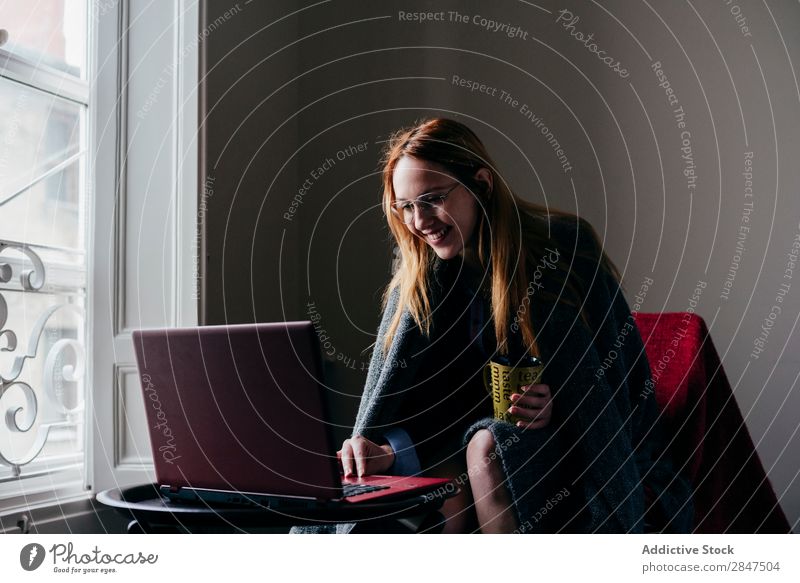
[379,118,622,359]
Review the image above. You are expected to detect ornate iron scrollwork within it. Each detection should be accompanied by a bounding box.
[0,241,46,291]
[0,241,85,475]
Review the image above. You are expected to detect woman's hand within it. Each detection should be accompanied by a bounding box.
[508,383,553,430]
[338,435,395,478]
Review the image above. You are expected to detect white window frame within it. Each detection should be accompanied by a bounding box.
[0,0,199,520]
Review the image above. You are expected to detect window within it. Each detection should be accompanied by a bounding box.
[0,1,90,509]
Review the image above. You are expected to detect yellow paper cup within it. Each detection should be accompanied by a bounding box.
[483,358,545,423]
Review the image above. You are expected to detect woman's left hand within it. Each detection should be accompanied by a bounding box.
[508,384,553,430]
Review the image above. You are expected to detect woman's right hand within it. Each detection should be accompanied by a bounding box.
[509,383,553,430]
[338,435,395,478]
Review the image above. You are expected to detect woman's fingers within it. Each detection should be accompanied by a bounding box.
[349,436,369,477]
[340,439,355,477]
[509,384,553,430]
[340,436,395,477]
[342,436,367,477]
[341,435,380,477]
[510,384,550,408]
[510,394,548,408]
[518,383,550,397]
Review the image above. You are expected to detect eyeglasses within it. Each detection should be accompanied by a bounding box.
[390,182,460,224]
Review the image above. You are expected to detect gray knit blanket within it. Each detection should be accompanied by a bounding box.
[291,219,692,533]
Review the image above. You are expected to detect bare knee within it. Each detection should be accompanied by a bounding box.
[466,429,503,484]
[466,429,496,467]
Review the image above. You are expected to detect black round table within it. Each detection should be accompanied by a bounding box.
[96,484,454,533]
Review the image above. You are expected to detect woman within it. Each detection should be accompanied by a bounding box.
[293,118,693,534]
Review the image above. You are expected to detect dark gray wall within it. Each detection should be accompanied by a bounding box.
[200,0,800,529]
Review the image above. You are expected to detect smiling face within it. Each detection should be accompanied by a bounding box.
[392,156,490,261]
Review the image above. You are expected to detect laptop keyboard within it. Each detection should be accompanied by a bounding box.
[341,483,390,498]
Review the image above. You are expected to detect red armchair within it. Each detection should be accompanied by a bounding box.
[633,312,791,533]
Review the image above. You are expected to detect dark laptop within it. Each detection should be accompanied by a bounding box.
[131,321,451,509]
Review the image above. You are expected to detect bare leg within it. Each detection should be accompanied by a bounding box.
[466,429,519,533]
[425,454,478,534]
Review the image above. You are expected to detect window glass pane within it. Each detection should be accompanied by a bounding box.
[0,0,87,78]
[0,77,84,250]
